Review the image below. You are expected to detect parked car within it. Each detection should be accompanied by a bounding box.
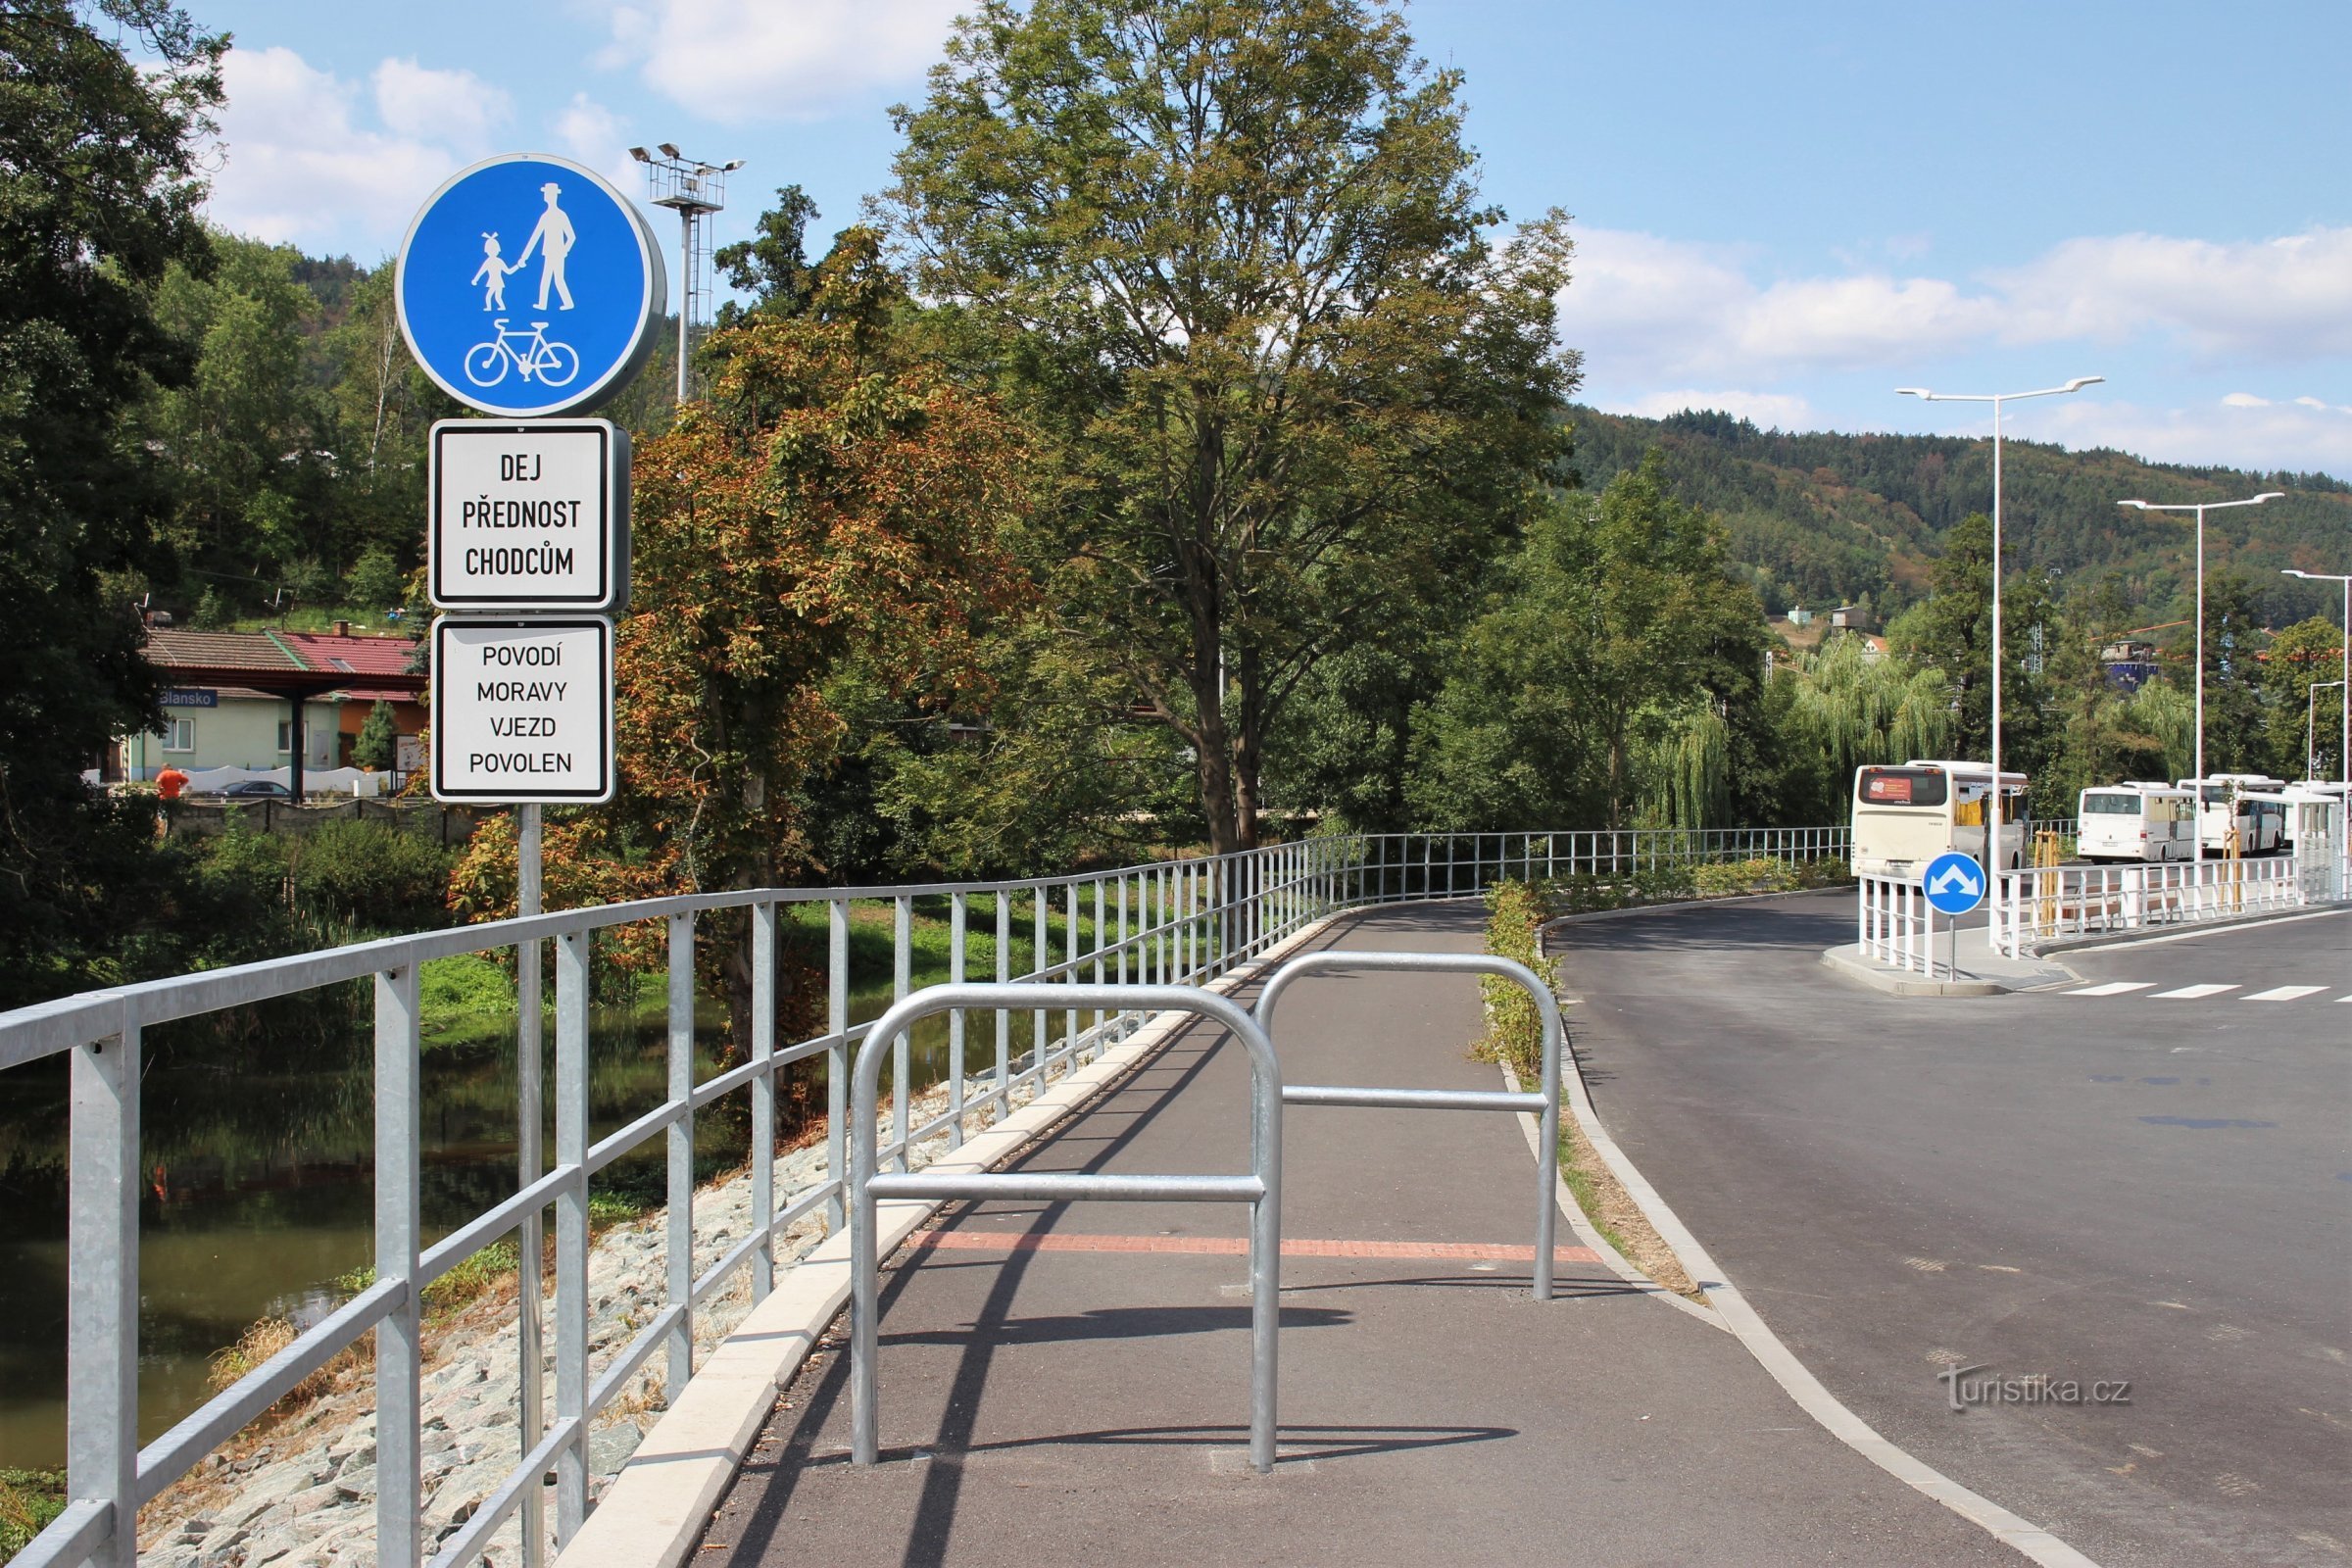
[217,779,295,801]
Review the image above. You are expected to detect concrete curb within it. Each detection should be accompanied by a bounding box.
[1549,963,2099,1566]
[553,915,1349,1568]
[1537,885,1846,934]
[2028,901,2348,955]
[1819,944,2012,997]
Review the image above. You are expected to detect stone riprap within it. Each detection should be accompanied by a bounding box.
[137,1075,1025,1568]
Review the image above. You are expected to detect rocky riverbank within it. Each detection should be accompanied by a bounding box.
[136,1075,1028,1568]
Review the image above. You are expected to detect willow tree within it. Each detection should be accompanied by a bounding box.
[884,0,1579,853]
[1768,633,1954,822]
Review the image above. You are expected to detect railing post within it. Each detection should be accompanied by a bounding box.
[514,809,546,1568]
[949,892,967,1147]
[1092,877,1105,1046]
[374,963,423,1566]
[1065,881,1081,1062]
[67,1009,139,1568]
[752,901,776,1298]
[894,896,911,1171]
[665,912,696,1399]
[994,890,1011,1115]
[1034,886,1049,1069]
[555,928,591,1542]
[827,899,849,1233]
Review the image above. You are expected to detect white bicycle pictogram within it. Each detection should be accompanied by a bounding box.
[464,319,580,389]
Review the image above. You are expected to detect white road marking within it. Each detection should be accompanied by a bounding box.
[2150,984,2239,1000]
[2243,985,2328,1002]
[2067,981,2156,996]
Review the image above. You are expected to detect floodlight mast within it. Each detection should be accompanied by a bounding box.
[1893,376,2104,901]
[635,145,738,402]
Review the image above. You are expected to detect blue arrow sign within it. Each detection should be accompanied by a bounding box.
[396,154,666,418]
[1922,852,1987,915]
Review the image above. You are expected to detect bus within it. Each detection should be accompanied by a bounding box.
[2076,782,2195,862]
[2180,774,2289,856]
[1852,760,2029,879]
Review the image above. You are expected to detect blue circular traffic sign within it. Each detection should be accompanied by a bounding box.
[1921,852,1987,915]
[396,153,666,417]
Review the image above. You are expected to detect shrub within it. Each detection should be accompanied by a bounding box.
[1692,857,1800,897]
[1796,856,1851,889]
[1476,879,1556,1080]
[287,818,456,933]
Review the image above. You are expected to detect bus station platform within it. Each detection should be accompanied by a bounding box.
[692,905,2026,1566]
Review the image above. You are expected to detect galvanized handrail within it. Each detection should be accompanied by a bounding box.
[1253,952,1564,1299]
[4,824,1848,1568]
[850,983,1284,1473]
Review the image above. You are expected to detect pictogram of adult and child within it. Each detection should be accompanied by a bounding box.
[466,182,582,388]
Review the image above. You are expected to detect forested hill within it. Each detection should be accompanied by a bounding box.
[1563,406,2352,627]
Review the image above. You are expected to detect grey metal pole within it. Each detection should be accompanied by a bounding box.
[751,901,776,1298]
[373,963,422,1566]
[664,912,695,1398]
[826,899,848,1233]
[67,1011,139,1568]
[514,804,545,1567]
[554,931,591,1540]
[676,208,692,404]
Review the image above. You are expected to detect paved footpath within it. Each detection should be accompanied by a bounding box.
[698,905,2024,1567]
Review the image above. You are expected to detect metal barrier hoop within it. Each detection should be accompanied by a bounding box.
[851,983,1285,1473]
[1252,952,1563,1300]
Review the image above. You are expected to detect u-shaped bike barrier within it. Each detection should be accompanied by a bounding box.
[852,984,1285,1473]
[1254,952,1563,1300]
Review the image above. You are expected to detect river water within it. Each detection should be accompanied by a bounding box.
[0,975,965,1471]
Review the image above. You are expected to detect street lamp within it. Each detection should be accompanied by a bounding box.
[631,145,746,402]
[2282,568,2351,794]
[2110,492,2283,863]
[2305,680,2347,781]
[1896,376,2103,890]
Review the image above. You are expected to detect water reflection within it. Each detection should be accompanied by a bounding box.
[0,981,971,1469]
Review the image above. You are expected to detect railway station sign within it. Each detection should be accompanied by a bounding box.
[428,418,630,611]
[430,617,614,804]
[395,152,666,418]
[1922,852,1987,915]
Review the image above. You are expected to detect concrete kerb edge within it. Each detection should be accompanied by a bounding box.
[2025,900,2350,956]
[552,913,1351,1568]
[1537,885,1845,932]
[1545,956,2100,1567]
[1819,944,2012,998]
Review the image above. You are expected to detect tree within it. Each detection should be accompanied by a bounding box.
[1887,513,2055,776]
[352,700,398,771]
[885,0,1579,853]
[1765,635,1955,826]
[0,0,224,1005]
[450,228,1030,1046]
[2261,615,2345,780]
[1405,455,1771,831]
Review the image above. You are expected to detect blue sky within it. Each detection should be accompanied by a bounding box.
[190,0,2352,475]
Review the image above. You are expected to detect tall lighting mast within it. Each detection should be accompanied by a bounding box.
[630,145,742,403]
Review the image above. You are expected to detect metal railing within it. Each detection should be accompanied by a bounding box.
[1988,852,2330,956]
[1856,874,1939,977]
[1254,951,1562,1298]
[850,984,1283,1473]
[3,823,1845,1568]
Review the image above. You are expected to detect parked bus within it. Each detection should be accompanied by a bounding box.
[2278,780,2348,850]
[2180,774,2289,855]
[1852,760,2029,879]
[2076,782,2195,862]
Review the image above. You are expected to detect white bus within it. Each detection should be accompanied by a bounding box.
[2279,780,2348,849]
[2180,774,2289,856]
[2076,782,2195,862]
[1853,760,2029,879]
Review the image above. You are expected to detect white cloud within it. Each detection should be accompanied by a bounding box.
[1561,223,2352,391]
[551,92,638,190]
[2039,396,2352,474]
[371,58,511,151]
[604,0,962,124]
[1611,389,1818,429]
[207,47,460,252]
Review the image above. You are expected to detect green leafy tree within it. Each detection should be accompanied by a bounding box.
[1886,512,2056,777]
[1765,634,1955,826]
[2260,615,2345,780]
[0,0,224,1005]
[352,700,399,771]
[885,0,1579,853]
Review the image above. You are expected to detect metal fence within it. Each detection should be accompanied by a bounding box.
[4,824,1844,1568]
[1988,850,2336,956]
[1856,874,1941,977]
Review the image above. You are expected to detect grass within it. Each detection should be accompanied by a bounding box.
[0,1470,66,1561]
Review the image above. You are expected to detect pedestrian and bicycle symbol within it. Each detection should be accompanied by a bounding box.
[397,153,665,417]
[1922,852,1987,915]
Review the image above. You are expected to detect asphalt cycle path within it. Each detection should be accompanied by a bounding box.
[698,904,2022,1567]
[1556,891,2351,1568]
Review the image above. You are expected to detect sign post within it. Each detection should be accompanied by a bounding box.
[400,150,663,1564]
[1922,851,1988,982]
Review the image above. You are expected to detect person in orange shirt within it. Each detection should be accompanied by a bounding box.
[156,765,189,801]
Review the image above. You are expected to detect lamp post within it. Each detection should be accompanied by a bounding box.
[628,145,745,402]
[1896,376,2103,895]
[2282,569,2351,792]
[2113,493,2284,864]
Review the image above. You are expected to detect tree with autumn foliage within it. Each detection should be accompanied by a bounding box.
[450,225,1030,1043]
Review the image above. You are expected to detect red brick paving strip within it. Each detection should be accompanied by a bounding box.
[906,1231,1598,1263]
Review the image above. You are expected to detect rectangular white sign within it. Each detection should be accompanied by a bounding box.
[430,617,614,804]
[428,418,629,611]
